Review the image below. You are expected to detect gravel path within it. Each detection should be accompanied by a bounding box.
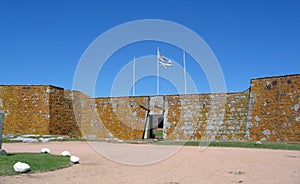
[1,142,299,184]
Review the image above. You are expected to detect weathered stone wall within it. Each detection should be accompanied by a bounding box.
[0,74,299,142]
[247,75,300,142]
[94,96,148,140]
[48,86,65,135]
[48,87,81,137]
[62,91,82,137]
[0,85,81,137]
[0,85,50,134]
[56,94,149,140]
[165,91,249,141]
[70,91,112,140]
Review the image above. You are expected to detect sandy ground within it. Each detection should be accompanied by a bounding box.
[0,141,299,184]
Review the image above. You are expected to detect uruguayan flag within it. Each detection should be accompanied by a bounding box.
[158,50,173,68]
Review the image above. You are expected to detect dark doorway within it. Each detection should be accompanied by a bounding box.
[157,117,164,129]
[149,114,164,139]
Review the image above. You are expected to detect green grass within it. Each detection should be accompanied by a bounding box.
[208,142,300,150]
[156,141,300,151]
[57,137,86,142]
[1,137,15,143]
[24,135,55,139]
[153,130,163,138]
[0,153,72,176]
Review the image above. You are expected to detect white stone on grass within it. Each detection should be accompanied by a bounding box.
[61,151,71,157]
[11,137,39,143]
[39,137,56,143]
[70,156,80,164]
[13,162,30,173]
[255,141,262,145]
[39,138,50,143]
[21,134,39,138]
[41,148,51,154]
[56,136,65,141]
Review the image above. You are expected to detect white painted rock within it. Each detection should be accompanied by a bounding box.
[39,138,56,143]
[41,148,51,153]
[56,136,65,141]
[255,141,262,145]
[13,162,30,173]
[70,156,80,163]
[11,137,39,143]
[61,151,71,157]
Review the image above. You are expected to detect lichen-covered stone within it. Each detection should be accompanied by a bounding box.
[247,74,300,142]
[0,74,299,142]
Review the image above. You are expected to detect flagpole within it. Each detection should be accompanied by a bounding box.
[157,47,159,95]
[133,56,136,96]
[183,51,187,94]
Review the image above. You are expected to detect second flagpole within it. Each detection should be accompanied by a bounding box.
[157,47,159,95]
[183,51,187,94]
[133,56,136,96]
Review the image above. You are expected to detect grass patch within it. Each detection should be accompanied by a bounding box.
[1,137,16,143]
[155,141,300,151]
[24,135,54,139]
[57,137,86,142]
[0,153,72,176]
[208,142,300,150]
[153,130,163,138]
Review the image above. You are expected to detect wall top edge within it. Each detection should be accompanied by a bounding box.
[0,84,64,90]
[250,73,300,82]
[1,73,298,98]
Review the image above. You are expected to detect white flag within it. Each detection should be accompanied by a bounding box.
[158,50,173,68]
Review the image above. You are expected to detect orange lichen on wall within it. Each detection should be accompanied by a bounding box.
[94,96,148,140]
[0,74,299,142]
[0,85,50,135]
[248,75,300,142]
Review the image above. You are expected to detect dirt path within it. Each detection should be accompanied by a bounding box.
[1,142,299,184]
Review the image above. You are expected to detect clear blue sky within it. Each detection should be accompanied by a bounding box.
[1,0,299,97]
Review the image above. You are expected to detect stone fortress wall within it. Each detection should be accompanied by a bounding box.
[0,74,299,142]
